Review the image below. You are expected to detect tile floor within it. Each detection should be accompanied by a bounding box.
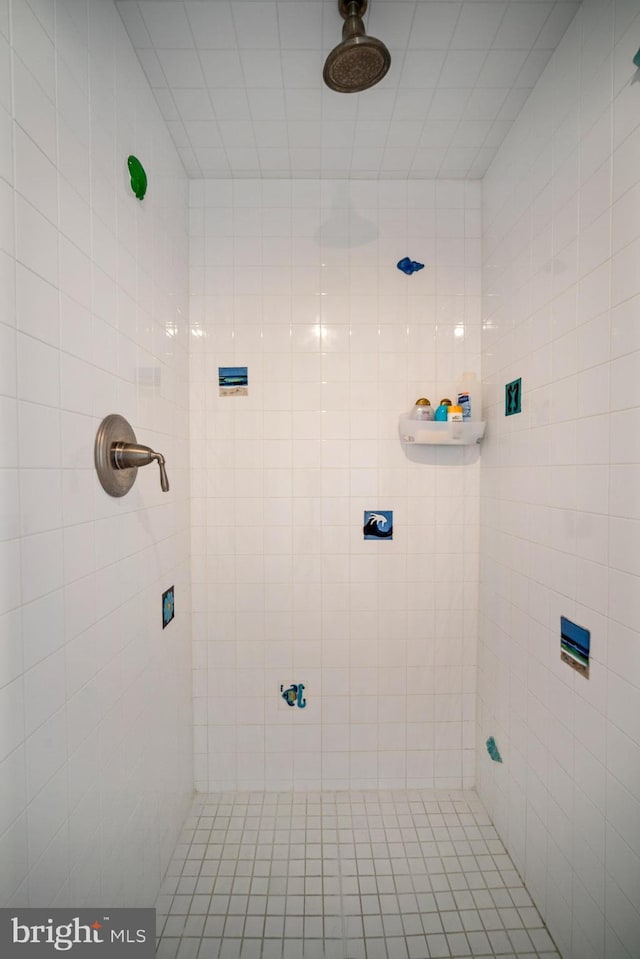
[155,790,561,959]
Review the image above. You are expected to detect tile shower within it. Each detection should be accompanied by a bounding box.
[1,3,639,959]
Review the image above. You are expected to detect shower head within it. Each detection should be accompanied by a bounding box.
[323,0,391,94]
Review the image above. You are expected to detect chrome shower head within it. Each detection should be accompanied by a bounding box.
[323,0,391,94]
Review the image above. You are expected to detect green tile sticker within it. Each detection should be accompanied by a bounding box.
[505,378,521,416]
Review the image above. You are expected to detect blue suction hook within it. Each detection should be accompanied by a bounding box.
[634,48,640,68]
[486,736,503,763]
[397,256,424,275]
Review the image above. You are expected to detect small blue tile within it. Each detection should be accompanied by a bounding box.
[364,510,393,540]
[162,586,175,629]
[505,378,521,416]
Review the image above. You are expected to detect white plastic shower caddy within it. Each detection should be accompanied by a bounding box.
[398,416,486,445]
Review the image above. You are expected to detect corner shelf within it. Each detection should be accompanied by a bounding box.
[399,417,486,446]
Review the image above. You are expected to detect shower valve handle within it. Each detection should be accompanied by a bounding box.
[95,414,170,497]
[112,442,170,492]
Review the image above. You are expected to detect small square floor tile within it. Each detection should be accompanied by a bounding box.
[155,789,560,959]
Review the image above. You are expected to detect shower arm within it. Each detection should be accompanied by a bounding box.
[112,442,170,492]
[341,0,366,39]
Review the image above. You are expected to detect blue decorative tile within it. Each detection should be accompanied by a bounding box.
[505,377,521,415]
[162,586,175,629]
[561,615,590,678]
[219,366,248,396]
[364,510,393,540]
[280,683,307,709]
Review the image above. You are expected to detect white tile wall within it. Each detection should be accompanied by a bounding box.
[478,1,640,958]
[0,0,192,908]
[190,176,482,795]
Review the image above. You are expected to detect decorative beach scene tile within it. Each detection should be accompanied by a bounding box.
[219,366,248,397]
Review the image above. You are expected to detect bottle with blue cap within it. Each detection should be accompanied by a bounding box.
[434,398,452,421]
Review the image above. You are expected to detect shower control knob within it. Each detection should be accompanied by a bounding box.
[94,414,170,497]
[112,443,170,492]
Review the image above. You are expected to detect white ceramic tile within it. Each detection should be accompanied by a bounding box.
[480,5,640,959]
[117,1,580,179]
[12,55,57,163]
[156,49,205,88]
[191,176,481,794]
[15,196,58,288]
[6,0,192,913]
[139,1,194,49]
[11,0,54,102]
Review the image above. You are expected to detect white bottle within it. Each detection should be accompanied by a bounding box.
[457,371,482,422]
[412,398,434,421]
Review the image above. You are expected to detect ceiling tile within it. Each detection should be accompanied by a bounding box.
[115,3,152,47]
[411,147,447,174]
[450,3,507,50]
[516,47,553,86]
[387,120,424,148]
[419,119,458,147]
[165,119,190,148]
[288,121,321,147]
[276,2,323,49]
[353,121,391,147]
[535,2,580,47]
[185,1,237,49]
[322,89,359,121]
[439,50,487,87]
[153,88,180,122]
[476,49,529,86]
[117,0,582,180]
[321,120,354,148]
[156,49,205,87]
[231,2,280,49]
[367,2,417,49]
[429,88,472,119]
[497,86,532,119]
[258,147,291,171]
[355,89,397,120]
[184,119,223,148]
[217,120,256,148]
[492,2,553,48]
[451,118,492,147]
[173,88,214,121]
[247,88,287,121]
[285,89,322,121]
[225,147,260,170]
[136,48,166,87]
[194,147,230,174]
[240,50,284,87]
[281,51,323,88]
[252,121,288,147]
[177,146,200,175]
[409,3,462,49]
[199,50,245,88]
[138,1,194,48]
[352,147,385,171]
[463,87,509,119]
[399,50,447,87]
[210,89,251,122]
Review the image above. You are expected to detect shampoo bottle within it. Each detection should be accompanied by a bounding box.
[457,372,482,421]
